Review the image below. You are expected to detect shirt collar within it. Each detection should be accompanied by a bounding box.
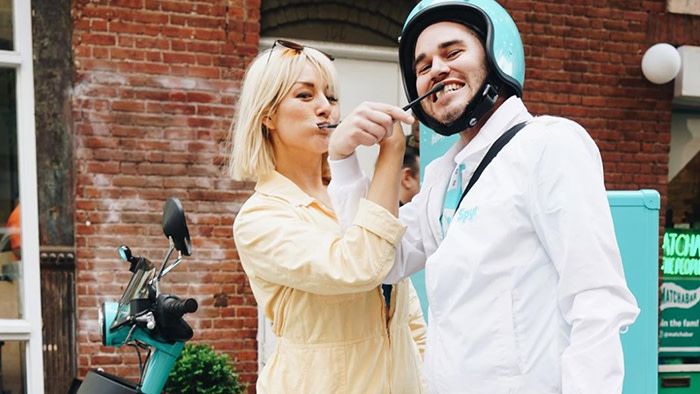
[255,171,315,207]
[454,96,532,164]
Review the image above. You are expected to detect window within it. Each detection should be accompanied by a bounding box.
[0,341,26,393]
[667,0,700,16]
[0,0,11,51]
[0,0,44,392]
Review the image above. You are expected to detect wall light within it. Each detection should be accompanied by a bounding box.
[642,43,682,84]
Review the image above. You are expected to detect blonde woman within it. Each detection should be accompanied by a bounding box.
[230,40,425,393]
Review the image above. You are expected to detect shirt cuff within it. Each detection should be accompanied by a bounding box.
[328,152,364,186]
[353,199,406,246]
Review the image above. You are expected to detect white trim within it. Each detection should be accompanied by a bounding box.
[0,50,21,67]
[660,347,700,352]
[659,364,700,372]
[0,320,32,340]
[259,37,398,62]
[0,1,45,393]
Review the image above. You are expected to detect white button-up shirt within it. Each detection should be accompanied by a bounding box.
[329,97,639,394]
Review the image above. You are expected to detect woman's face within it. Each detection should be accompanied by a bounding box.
[268,62,340,157]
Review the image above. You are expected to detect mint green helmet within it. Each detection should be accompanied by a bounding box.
[399,0,525,136]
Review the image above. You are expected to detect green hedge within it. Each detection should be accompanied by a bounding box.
[165,343,246,394]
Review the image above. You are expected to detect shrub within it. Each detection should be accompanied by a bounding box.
[165,343,246,394]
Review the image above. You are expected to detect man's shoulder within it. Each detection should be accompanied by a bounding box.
[520,115,593,146]
[517,115,602,171]
[526,115,584,133]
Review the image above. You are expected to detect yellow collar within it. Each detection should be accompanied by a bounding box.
[255,171,315,207]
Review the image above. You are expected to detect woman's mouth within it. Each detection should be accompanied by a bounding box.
[432,83,464,102]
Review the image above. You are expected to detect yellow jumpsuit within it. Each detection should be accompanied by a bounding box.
[234,172,425,393]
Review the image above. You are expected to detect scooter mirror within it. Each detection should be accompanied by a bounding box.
[162,197,192,256]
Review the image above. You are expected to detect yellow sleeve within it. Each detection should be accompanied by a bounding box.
[407,279,427,358]
[234,197,405,295]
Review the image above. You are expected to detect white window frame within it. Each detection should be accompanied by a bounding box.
[0,1,45,392]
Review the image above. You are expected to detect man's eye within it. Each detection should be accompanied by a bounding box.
[447,49,462,59]
[416,64,431,75]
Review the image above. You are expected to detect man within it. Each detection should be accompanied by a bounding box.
[400,134,420,206]
[328,0,639,393]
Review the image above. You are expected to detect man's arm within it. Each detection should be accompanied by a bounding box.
[529,118,639,394]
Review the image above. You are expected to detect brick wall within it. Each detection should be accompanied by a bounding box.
[71,0,261,388]
[505,0,700,214]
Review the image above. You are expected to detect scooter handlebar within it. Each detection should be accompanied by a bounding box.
[161,296,198,317]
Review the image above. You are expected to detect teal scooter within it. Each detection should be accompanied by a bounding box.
[74,197,198,394]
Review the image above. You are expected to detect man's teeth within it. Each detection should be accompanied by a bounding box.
[434,83,462,101]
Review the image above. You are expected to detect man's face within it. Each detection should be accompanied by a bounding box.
[413,22,487,124]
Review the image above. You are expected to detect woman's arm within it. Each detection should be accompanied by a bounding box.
[367,122,406,217]
[234,195,406,296]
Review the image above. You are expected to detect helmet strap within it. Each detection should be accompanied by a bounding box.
[465,80,500,128]
[426,78,500,136]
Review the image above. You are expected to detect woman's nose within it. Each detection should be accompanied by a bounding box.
[316,95,332,117]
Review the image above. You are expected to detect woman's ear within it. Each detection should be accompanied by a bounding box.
[262,114,275,132]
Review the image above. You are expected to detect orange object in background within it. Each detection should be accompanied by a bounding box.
[6,203,20,256]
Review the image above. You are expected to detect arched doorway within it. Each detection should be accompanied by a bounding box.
[261,0,412,47]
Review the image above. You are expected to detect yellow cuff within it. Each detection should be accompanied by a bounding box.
[353,199,406,245]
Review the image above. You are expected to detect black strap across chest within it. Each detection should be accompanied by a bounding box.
[455,121,529,209]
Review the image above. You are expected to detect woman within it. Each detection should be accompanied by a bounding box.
[230,40,425,393]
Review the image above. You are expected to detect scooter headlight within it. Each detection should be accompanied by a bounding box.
[100,301,125,346]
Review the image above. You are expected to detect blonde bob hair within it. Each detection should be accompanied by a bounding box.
[229,44,338,181]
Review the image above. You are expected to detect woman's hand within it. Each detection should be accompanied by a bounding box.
[328,102,413,160]
[379,121,407,157]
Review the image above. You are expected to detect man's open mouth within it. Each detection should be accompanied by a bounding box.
[433,83,464,102]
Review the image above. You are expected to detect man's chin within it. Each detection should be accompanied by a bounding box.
[428,110,462,126]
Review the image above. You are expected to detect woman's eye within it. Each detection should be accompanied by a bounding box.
[296,92,312,99]
[326,95,338,103]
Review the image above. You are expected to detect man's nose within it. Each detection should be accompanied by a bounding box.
[429,56,449,81]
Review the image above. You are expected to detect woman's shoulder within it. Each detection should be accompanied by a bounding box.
[235,192,293,231]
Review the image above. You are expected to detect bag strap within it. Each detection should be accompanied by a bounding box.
[456,121,529,209]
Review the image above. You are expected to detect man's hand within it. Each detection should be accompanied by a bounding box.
[328,102,414,160]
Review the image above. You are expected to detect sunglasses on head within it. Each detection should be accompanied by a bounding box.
[265,39,335,66]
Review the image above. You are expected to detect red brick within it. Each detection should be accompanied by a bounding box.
[80,33,116,46]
